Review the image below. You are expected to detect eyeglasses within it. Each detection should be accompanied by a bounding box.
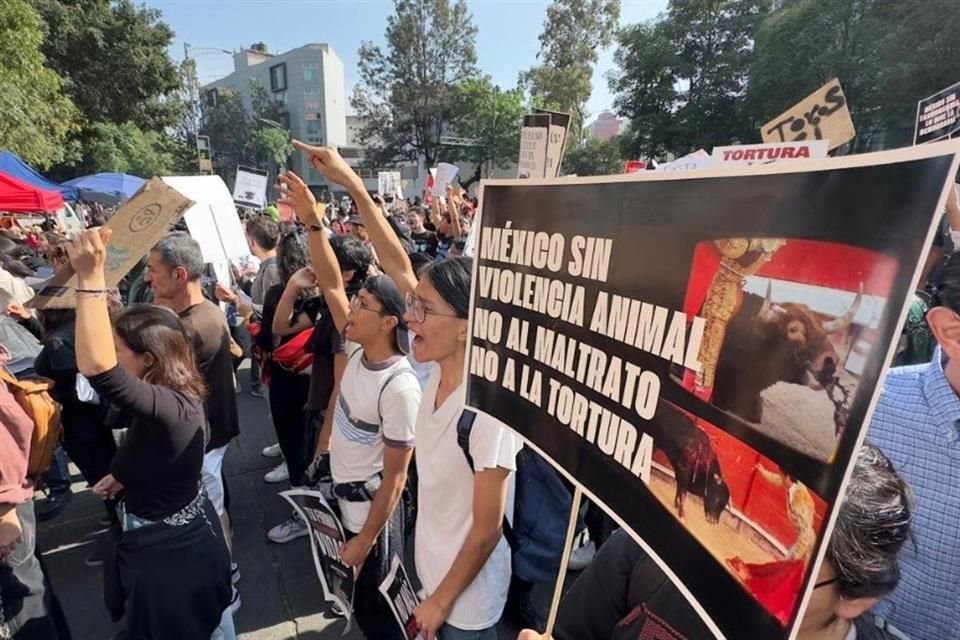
[404,292,461,324]
[350,294,385,315]
[814,577,841,589]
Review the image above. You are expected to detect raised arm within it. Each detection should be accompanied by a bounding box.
[67,229,118,377]
[292,141,418,296]
[277,170,350,334]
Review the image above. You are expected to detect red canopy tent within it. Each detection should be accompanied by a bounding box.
[0,171,64,213]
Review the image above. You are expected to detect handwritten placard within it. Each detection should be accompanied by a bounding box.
[761,78,855,151]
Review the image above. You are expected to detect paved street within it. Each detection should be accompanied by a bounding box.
[36,367,549,639]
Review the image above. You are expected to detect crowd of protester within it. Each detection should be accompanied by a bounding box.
[1,140,959,640]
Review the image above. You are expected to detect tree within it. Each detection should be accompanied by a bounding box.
[0,0,78,169]
[562,136,623,176]
[748,0,960,150]
[520,0,621,143]
[30,0,183,131]
[200,90,254,185]
[447,77,525,189]
[84,122,179,177]
[610,0,769,160]
[352,0,479,168]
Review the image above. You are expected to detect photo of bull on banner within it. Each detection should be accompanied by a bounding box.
[465,138,960,639]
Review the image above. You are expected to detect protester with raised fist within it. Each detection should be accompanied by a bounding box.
[67,228,234,639]
[293,140,521,640]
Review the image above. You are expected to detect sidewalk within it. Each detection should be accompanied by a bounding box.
[37,384,548,639]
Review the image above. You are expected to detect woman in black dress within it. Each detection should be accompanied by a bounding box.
[66,229,233,639]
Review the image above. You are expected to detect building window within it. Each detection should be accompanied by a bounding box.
[306,119,322,144]
[269,63,287,92]
[303,86,323,96]
[304,101,321,111]
[204,89,219,107]
[307,167,323,184]
[302,62,320,83]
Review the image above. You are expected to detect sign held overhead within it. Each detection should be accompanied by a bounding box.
[761,78,855,151]
[915,80,960,145]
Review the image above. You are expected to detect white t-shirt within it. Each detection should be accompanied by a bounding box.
[331,351,421,533]
[414,367,522,630]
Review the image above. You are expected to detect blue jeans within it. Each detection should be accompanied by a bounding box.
[43,445,71,495]
[438,624,498,640]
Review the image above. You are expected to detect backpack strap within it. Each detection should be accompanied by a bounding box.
[377,365,419,425]
[455,408,516,549]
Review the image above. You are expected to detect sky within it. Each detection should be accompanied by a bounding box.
[148,0,667,122]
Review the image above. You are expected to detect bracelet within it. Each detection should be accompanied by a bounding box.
[75,288,110,297]
[307,224,325,233]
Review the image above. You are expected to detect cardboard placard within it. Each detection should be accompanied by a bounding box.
[466,140,960,639]
[27,178,193,310]
[232,165,269,208]
[281,489,355,626]
[915,80,960,145]
[654,149,712,172]
[534,108,571,178]
[712,141,829,165]
[518,114,551,179]
[378,171,402,198]
[761,79,855,151]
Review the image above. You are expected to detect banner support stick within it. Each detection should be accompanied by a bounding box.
[545,485,583,636]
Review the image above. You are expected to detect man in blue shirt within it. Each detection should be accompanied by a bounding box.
[868,250,960,639]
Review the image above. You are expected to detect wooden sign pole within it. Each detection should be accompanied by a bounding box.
[544,485,583,636]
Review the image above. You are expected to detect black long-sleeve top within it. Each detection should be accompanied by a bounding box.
[89,365,206,520]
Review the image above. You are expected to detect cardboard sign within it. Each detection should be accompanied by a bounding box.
[232,165,269,208]
[378,555,424,640]
[761,78,856,150]
[518,114,551,179]
[624,160,647,174]
[712,141,829,165]
[466,140,960,639]
[915,80,960,144]
[431,163,460,197]
[655,149,712,172]
[535,108,571,178]
[27,178,193,310]
[281,489,355,624]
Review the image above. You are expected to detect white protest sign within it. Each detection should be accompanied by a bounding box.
[431,163,460,197]
[915,80,960,144]
[761,78,855,151]
[534,108,571,177]
[378,171,402,197]
[518,113,551,179]
[655,149,713,172]
[232,165,269,208]
[712,140,829,165]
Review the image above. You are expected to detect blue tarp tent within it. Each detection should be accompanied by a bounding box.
[0,150,77,202]
[64,172,145,204]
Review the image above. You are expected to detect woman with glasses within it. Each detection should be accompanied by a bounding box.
[519,443,913,640]
[278,168,421,637]
[292,141,521,640]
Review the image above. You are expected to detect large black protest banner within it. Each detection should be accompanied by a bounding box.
[281,489,355,623]
[465,140,960,639]
[915,80,960,145]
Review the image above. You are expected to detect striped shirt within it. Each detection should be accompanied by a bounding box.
[868,347,960,640]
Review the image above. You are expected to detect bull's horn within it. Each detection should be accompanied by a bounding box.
[824,283,864,334]
[756,280,781,323]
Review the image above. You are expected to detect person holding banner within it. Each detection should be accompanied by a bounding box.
[66,229,234,640]
[293,140,521,640]
[278,168,421,639]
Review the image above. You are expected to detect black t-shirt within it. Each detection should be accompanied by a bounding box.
[33,321,103,431]
[179,300,240,450]
[411,230,439,257]
[256,285,323,355]
[91,365,206,520]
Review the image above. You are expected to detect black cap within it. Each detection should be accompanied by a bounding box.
[363,273,409,354]
[348,215,364,227]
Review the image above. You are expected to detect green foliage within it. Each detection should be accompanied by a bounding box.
[448,77,525,187]
[353,0,479,168]
[0,0,78,169]
[30,0,182,131]
[199,90,253,185]
[84,122,179,177]
[748,0,960,150]
[520,0,620,141]
[610,0,769,160]
[252,128,293,171]
[562,136,623,176]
